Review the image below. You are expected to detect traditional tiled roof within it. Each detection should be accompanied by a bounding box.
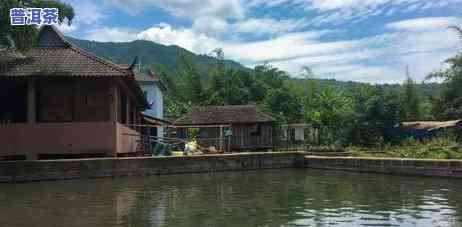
[0,48,27,71]
[0,26,129,77]
[0,48,26,62]
[0,25,148,108]
[174,105,275,126]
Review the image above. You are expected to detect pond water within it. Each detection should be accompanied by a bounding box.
[1,169,462,227]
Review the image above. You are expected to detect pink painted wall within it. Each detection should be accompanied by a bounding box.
[0,122,141,157]
[116,123,141,154]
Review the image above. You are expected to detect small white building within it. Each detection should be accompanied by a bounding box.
[135,69,168,137]
[281,123,307,142]
[280,123,320,145]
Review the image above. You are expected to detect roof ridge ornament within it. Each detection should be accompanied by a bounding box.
[128,56,139,72]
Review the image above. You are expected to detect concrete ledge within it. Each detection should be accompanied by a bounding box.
[0,152,305,183]
[305,156,462,178]
[3,153,462,183]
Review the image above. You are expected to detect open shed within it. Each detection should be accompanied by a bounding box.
[172,105,276,151]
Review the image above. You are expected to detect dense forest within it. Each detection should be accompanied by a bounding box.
[156,54,435,147]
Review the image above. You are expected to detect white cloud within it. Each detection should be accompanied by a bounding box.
[386,17,461,31]
[247,0,461,26]
[190,17,312,39]
[221,31,350,62]
[136,24,220,53]
[264,18,461,83]
[320,65,403,84]
[192,17,229,37]
[85,24,221,54]
[86,27,137,42]
[56,20,78,33]
[74,1,106,25]
[232,18,309,35]
[59,0,107,35]
[400,51,454,81]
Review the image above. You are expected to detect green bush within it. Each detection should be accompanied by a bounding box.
[348,136,462,159]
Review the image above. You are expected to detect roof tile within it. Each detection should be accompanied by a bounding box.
[174,105,275,126]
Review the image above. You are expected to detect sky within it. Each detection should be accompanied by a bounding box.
[59,0,462,84]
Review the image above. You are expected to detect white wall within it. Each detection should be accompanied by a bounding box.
[140,82,164,137]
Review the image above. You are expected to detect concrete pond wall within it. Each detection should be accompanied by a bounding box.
[0,152,305,183]
[2,153,462,183]
[305,156,462,178]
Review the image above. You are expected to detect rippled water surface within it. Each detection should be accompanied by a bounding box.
[1,169,462,227]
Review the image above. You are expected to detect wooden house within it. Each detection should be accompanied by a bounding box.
[172,105,276,151]
[0,25,149,160]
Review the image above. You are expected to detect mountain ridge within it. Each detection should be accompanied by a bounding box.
[67,37,442,97]
[67,37,245,72]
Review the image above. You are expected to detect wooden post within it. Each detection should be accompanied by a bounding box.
[219,126,223,151]
[27,78,37,160]
[109,83,118,123]
[125,98,130,127]
[227,127,231,153]
[27,78,36,123]
[146,123,151,152]
[133,108,137,130]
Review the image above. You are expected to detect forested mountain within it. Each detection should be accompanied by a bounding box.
[68,37,245,72]
[69,37,441,96]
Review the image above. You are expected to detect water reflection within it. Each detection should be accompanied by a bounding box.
[0,169,461,227]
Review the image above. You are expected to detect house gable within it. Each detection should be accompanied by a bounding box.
[38,26,69,48]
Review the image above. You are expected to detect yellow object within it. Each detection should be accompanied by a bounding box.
[172,151,184,156]
[185,140,199,153]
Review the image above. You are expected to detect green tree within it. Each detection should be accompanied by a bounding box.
[263,88,302,123]
[254,64,287,91]
[348,86,403,146]
[1,0,74,51]
[307,87,355,145]
[401,70,422,121]
[428,54,462,119]
[426,25,462,119]
[205,68,252,105]
[299,66,318,123]
[178,55,206,104]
